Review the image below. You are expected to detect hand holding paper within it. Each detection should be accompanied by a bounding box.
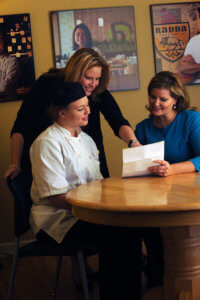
[122,141,164,177]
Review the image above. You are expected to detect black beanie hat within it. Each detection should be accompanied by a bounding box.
[51,82,86,106]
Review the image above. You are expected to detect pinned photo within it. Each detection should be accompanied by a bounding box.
[0,13,35,102]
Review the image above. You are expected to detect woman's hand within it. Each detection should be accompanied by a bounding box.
[182,54,196,64]
[4,165,21,180]
[148,160,172,177]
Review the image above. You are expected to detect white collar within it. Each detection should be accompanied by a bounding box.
[54,122,82,138]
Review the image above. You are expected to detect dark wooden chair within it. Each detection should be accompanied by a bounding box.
[6,172,96,300]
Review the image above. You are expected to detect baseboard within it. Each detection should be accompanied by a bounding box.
[0,239,34,257]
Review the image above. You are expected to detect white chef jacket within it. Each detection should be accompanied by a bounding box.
[29,122,103,243]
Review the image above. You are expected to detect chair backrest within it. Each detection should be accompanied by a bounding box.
[7,173,33,237]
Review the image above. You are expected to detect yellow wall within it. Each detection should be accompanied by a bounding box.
[0,0,199,243]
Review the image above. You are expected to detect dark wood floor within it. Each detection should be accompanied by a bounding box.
[0,254,147,300]
[0,255,100,300]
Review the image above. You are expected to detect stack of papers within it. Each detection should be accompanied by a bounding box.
[122,141,164,177]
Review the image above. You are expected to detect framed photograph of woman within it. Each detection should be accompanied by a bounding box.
[0,13,35,102]
[150,2,200,85]
[50,6,140,91]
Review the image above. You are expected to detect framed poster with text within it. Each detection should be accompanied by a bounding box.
[150,2,200,85]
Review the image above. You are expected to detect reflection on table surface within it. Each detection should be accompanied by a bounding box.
[68,173,200,212]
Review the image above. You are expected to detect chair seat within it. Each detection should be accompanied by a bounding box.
[19,239,98,257]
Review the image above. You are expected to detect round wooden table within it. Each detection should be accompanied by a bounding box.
[68,173,200,300]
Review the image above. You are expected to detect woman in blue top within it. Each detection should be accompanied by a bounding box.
[135,71,200,289]
[135,71,200,176]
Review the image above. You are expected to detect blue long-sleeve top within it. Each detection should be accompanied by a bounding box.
[134,110,200,171]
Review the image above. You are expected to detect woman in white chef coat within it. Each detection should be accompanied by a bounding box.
[29,81,142,300]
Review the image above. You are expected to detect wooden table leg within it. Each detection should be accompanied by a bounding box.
[162,225,200,300]
[142,286,162,300]
[179,290,190,300]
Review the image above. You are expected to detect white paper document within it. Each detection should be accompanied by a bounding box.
[122,141,164,178]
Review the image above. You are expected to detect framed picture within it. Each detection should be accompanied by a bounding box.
[50,6,140,91]
[0,13,35,102]
[150,2,200,85]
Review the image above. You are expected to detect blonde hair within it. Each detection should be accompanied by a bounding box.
[63,48,110,99]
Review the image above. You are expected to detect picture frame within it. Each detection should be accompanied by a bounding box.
[0,13,35,102]
[150,2,200,85]
[50,6,140,91]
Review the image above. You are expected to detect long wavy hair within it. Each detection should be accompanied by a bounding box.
[46,48,110,99]
[63,48,110,99]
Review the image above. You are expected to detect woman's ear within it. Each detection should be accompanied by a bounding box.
[58,109,66,118]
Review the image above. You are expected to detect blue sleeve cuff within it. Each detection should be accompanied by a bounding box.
[190,157,200,171]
